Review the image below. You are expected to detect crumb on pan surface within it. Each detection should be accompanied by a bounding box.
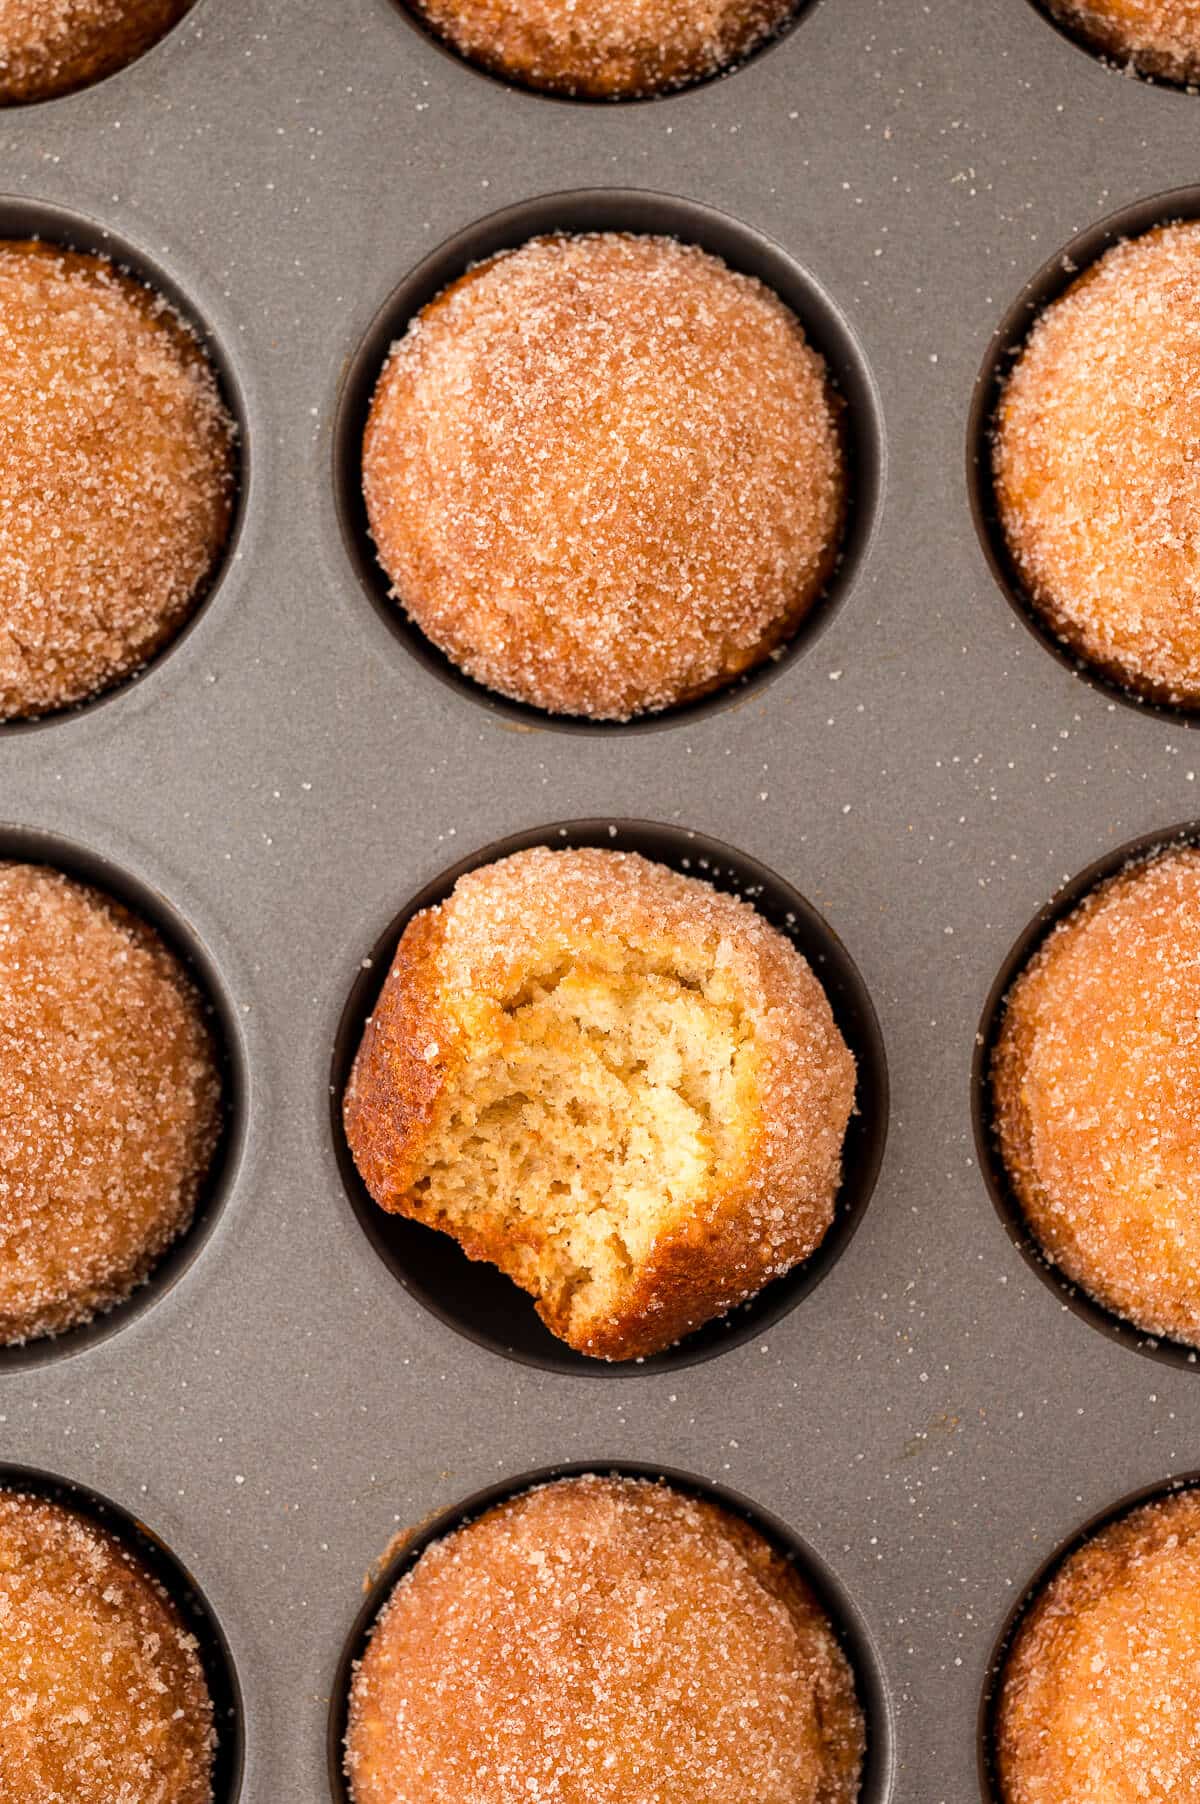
[992,221,1200,708]
[1044,0,1200,82]
[991,844,1200,1346]
[346,1473,865,1804]
[363,232,846,720]
[0,862,223,1346]
[0,1490,215,1804]
[996,1486,1200,1804]
[0,0,195,104]
[407,0,796,97]
[0,240,236,721]
[343,846,855,1360]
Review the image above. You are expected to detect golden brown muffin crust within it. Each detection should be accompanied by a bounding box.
[993,222,1200,708]
[0,0,194,104]
[363,233,845,720]
[346,1474,865,1804]
[0,240,236,721]
[0,862,223,1344]
[997,1488,1200,1804]
[1045,0,1200,82]
[991,845,1200,1345]
[408,0,796,97]
[0,1491,215,1804]
[344,846,855,1359]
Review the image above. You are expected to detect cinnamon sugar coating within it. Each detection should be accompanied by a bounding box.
[346,1474,865,1804]
[991,845,1200,1345]
[0,241,236,721]
[344,846,855,1360]
[0,0,194,104]
[997,1488,1200,1804]
[363,233,846,720]
[0,1491,215,1804]
[993,222,1200,708]
[1044,0,1200,82]
[407,0,796,97]
[0,863,223,1345]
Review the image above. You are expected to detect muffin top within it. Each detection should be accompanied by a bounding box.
[0,0,195,105]
[0,240,236,721]
[0,862,223,1344]
[1046,0,1200,84]
[347,1474,864,1804]
[364,233,845,720]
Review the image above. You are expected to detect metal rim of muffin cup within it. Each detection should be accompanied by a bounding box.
[326,1458,895,1804]
[1019,0,1200,93]
[331,188,885,737]
[378,0,816,107]
[971,816,1200,1373]
[329,818,889,1376]
[0,194,249,735]
[0,823,249,1372]
[0,0,208,110]
[966,183,1200,729]
[0,1459,245,1800]
[976,1467,1200,1803]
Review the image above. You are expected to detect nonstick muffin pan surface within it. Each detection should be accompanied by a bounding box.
[3,0,1200,1798]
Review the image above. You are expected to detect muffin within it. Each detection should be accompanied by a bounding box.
[344,845,855,1360]
[0,0,194,104]
[0,1489,215,1804]
[992,221,1200,708]
[0,862,223,1344]
[996,1487,1200,1804]
[990,844,1200,1345]
[1043,0,1200,83]
[406,0,797,97]
[363,232,846,720]
[0,240,236,721]
[346,1473,865,1804]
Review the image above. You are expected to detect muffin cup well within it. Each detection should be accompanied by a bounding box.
[0,1461,244,1800]
[972,818,1200,1371]
[0,194,247,733]
[967,185,1200,726]
[0,823,248,1371]
[330,818,888,1376]
[328,1458,893,1804]
[977,1470,1200,1802]
[333,188,883,735]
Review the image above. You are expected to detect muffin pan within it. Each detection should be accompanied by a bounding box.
[3,0,1200,1798]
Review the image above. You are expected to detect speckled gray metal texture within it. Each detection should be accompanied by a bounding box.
[1,1,1198,1799]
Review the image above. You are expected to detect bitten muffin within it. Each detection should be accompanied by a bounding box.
[346,1474,865,1804]
[406,0,796,97]
[990,844,1200,1345]
[992,222,1200,708]
[0,241,236,720]
[0,0,194,104]
[0,863,223,1344]
[996,1487,1200,1804]
[0,1490,215,1804]
[363,232,846,720]
[1044,0,1200,83]
[344,846,856,1360]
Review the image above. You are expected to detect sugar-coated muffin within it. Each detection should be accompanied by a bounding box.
[0,1490,215,1804]
[991,844,1200,1345]
[0,0,194,104]
[344,846,855,1360]
[0,241,236,721]
[996,1487,1200,1804]
[363,233,846,720]
[346,1474,865,1804]
[993,222,1200,708]
[0,863,223,1344]
[407,0,796,97]
[1044,0,1200,83]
